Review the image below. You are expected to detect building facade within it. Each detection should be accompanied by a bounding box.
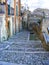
[0,0,22,42]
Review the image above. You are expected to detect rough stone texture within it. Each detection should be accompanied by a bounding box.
[42,18,49,33]
[0,31,49,65]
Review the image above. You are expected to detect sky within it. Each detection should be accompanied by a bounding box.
[21,0,49,12]
[7,0,49,12]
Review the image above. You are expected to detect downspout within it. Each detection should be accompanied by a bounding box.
[14,0,16,34]
[18,0,21,31]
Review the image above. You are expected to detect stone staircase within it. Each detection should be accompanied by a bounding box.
[0,31,49,65]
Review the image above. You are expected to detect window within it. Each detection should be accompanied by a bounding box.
[0,6,2,13]
[8,5,10,15]
[16,5,18,16]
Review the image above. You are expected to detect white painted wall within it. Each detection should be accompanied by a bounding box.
[0,16,2,41]
[10,16,15,36]
[0,15,8,42]
[16,18,19,32]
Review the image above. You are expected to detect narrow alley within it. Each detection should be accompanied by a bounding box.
[0,0,49,65]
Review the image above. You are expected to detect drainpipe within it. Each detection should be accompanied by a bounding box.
[18,0,21,31]
[18,0,21,16]
[5,0,8,39]
[14,0,16,34]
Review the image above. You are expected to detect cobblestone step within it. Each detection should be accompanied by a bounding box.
[0,51,49,65]
[0,60,48,65]
[0,31,49,65]
[7,41,42,50]
[6,48,45,51]
[0,61,26,65]
[0,40,42,50]
[2,50,49,53]
[13,40,41,44]
[42,60,49,65]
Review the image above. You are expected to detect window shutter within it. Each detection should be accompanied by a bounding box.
[8,5,10,15]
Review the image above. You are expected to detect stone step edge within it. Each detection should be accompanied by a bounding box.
[6,48,45,51]
[2,50,49,53]
[0,61,25,65]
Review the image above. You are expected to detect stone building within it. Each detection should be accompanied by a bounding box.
[42,18,49,33]
[42,10,49,33]
[14,0,22,33]
[0,0,22,42]
[0,3,8,42]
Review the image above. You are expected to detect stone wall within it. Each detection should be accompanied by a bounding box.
[42,18,49,33]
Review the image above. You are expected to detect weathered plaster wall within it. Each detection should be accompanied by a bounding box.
[0,15,22,42]
[19,17,22,31]
[16,17,22,32]
[0,15,8,41]
[0,16,2,41]
[16,17,19,32]
[10,16,15,36]
[42,18,49,33]
[23,14,28,22]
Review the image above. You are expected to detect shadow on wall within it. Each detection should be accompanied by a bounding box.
[22,21,28,30]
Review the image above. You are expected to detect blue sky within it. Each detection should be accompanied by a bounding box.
[7,0,49,12]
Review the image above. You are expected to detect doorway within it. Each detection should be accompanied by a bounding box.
[8,20,10,38]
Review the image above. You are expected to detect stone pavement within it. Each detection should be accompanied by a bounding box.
[0,61,26,65]
[0,31,49,65]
